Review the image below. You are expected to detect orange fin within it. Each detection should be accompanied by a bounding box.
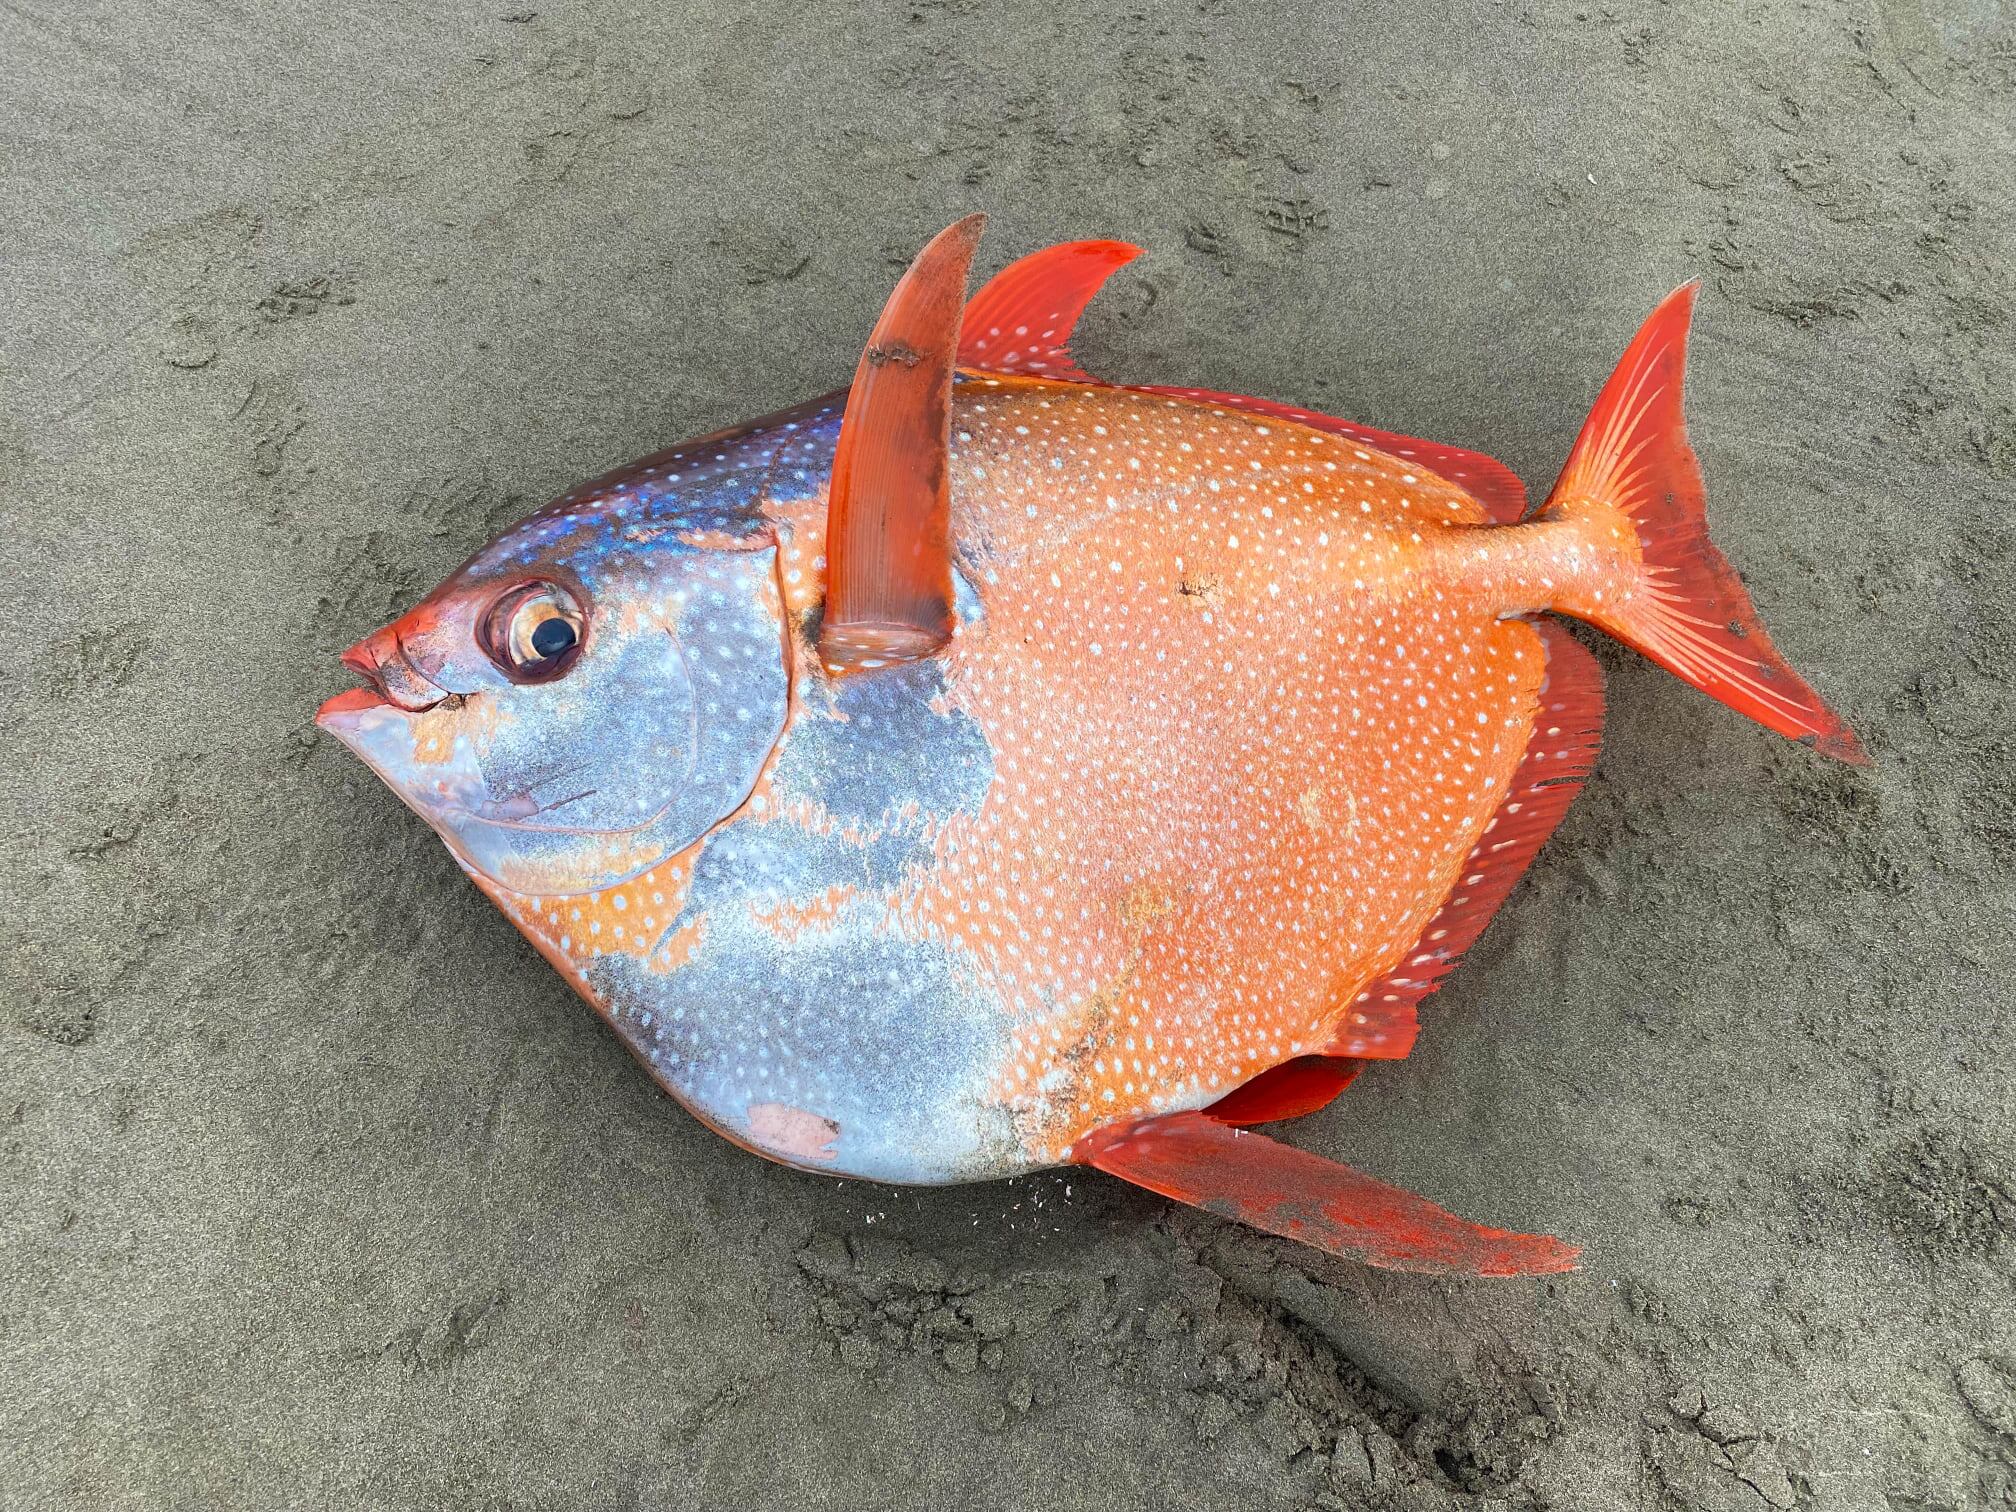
[1326,622,1603,1056]
[1325,990,1422,1062]
[1543,282,1865,762]
[1076,1111,1578,1275]
[958,239,1142,381]
[1207,1055,1362,1126]
[820,215,986,672]
[956,240,1528,522]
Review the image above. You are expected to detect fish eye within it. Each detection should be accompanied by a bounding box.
[481,580,587,683]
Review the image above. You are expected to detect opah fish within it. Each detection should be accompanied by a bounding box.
[319,217,1861,1275]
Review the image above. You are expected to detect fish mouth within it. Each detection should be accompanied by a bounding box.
[316,684,389,728]
[340,634,449,713]
[316,625,454,735]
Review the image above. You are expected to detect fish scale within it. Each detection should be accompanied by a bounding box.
[320,221,1862,1274]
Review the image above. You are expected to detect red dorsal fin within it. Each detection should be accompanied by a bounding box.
[1207,1055,1362,1126]
[956,240,1528,522]
[1075,1111,1578,1275]
[958,240,1142,381]
[1325,621,1604,1057]
[821,214,986,672]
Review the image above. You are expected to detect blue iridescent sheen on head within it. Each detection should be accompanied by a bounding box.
[319,406,837,896]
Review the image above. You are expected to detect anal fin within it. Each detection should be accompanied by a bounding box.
[1325,621,1604,1056]
[1327,992,1422,1061]
[1076,1111,1578,1276]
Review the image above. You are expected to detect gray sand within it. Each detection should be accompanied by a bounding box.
[4,2,2013,1507]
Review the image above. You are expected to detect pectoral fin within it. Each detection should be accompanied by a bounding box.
[1205,1055,1362,1125]
[821,215,985,672]
[1076,1111,1578,1276]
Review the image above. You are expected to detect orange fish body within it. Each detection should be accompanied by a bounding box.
[319,224,1860,1275]
[916,375,1586,1161]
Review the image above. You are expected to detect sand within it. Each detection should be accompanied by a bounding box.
[4,1,2013,1507]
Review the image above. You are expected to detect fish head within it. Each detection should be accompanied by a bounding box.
[316,506,791,897]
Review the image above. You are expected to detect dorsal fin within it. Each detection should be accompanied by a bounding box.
[820,214,985,672]
[957,240,1142,380]
[957,240,1529,522]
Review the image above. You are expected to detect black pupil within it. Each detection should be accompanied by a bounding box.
[529,615,576,660]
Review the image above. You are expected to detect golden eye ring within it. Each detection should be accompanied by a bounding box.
[481,580,587,683]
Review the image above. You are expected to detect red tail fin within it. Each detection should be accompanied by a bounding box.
[1545,283,1866,763]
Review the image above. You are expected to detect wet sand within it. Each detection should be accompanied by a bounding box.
[4,2,2013,1507]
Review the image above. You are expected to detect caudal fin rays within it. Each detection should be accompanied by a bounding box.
[1539,282,1865,763]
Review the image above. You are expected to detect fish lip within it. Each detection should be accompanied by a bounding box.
[336,635,448,714]
[315,684,388,729]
